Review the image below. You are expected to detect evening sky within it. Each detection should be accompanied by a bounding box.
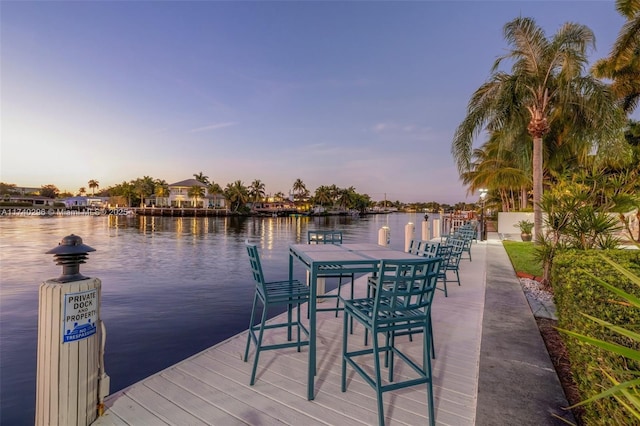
[1,1,634,204]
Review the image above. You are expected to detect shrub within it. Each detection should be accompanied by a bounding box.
[552,250,640,424]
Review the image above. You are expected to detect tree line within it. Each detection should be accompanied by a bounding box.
[0,176,471,214]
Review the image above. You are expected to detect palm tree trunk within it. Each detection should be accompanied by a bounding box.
[521,186,528,210]
[532,135,544,239]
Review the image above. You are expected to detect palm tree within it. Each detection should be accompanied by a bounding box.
[453,17,626,238]
[78,187,87,196]
[461,133,532,211]
[337,187,356,210]
[248,179,266,204]
[120,181,135,207]
[592,0,640,113]
[193,172,210,185]
[223,180,249,212]
[134,176,155,207]
[313,186,332,207]
[188,185,205,207]
[154,179,169,207]
[292,178,307,202]
[88,179,99,196]
[208,181,223,195]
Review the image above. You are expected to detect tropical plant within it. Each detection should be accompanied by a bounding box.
[292,178,307,203]
[453,16,626,241]
[248,179,266,204]
[313,185,332,207]
[592,0,640,113]
[337,187,355,210]
[78,187,87,196]
[535,179,625,284]
[188,185,205,207]
[134,176,155,207]
[461,135,532,212]
[558,254,640,420]
[224,180,249,212]
[193,172,210,185]
[154,179,170,207]
[88,179,99,196]
[515,220,534,234]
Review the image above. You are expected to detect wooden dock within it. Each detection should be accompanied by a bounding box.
[93,243,487,425]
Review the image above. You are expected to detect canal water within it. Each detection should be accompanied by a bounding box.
[0,212,432,425]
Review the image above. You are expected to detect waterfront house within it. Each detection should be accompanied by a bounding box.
[63,196,108,209]
[2,195,56,207]
[251,200,297,216]
[161,179,226,209]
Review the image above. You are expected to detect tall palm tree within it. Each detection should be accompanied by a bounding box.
[248,179,266,204]
[453,17,625,238]
[154,179,169,207]
[461,141,532,212]
[134,176,155,207]
[292,178,306,202]
[88,179,99,196]
[313,186,332,207]
[193,172,210,185]
[223,180,248,212]
[207,181,223,195]
[188,185,205,207]
[592,0,640,113]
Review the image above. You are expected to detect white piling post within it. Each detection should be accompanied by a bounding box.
[306,271,326,302]
[404,222,415,252]
[378,226,390,246]
[36,235,109,426]
[422,219,430,241]
[432,219,441,239]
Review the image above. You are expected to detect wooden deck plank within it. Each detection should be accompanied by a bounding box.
[101,394,169,425]
[94,242,487,426]
[121,385,209,425]
[144,375,249,426]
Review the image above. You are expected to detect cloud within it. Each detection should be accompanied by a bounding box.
[189,122,238,133]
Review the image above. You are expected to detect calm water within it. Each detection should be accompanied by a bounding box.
[0,212,429,425]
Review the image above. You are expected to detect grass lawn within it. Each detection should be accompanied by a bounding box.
[502,240,543,277]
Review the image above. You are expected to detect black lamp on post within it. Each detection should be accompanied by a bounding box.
[479,188,488,241]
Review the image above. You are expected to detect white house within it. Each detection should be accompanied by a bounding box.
[161,179,226,209]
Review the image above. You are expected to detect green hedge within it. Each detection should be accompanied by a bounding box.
[552,250,640,425]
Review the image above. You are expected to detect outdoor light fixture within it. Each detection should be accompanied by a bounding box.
[479,189,488,241]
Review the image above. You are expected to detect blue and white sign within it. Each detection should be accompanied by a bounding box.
[63,289,97,343]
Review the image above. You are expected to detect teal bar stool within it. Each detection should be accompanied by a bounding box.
[307,230,355,318]
[244,241,310,385]
[456,226,475,261]
[341,257,442,426]
[438,238,464,296]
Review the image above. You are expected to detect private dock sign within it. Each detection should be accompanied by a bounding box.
[63,289,97,343]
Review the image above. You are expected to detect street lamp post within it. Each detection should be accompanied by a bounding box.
[479,189,488,241]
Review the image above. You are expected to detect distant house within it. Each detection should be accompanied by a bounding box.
[63,196,108,208]
[252,200,297,215]
[2,195,56,207]
[162,179,226,209]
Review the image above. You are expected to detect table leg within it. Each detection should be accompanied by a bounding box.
[308,265,317,400]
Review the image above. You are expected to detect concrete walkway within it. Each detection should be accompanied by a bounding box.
[476,235,574,425]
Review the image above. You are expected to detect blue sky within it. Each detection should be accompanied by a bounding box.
[0,1,631,204]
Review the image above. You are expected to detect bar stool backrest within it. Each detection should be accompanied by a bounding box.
[308,230,343,245]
